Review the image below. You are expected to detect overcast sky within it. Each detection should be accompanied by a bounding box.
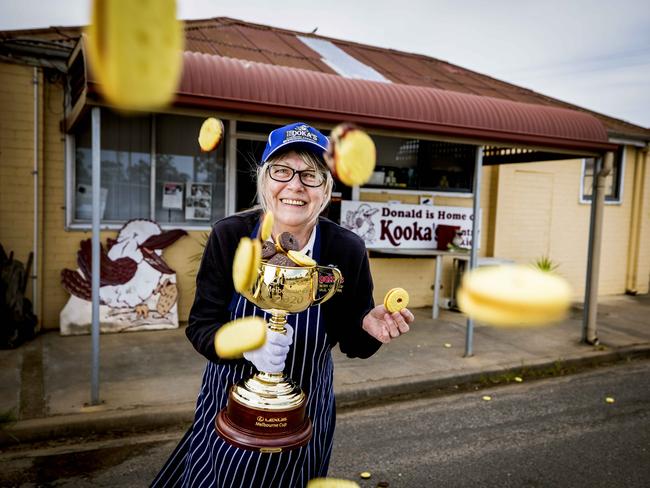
[2,0,649,128]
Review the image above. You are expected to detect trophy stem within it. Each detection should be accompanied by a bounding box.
[268,310,288,334]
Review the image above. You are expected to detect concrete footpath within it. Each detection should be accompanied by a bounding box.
[1,294,649,447]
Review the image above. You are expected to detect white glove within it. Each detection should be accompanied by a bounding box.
[243,324,293,373]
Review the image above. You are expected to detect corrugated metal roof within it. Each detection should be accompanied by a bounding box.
[3,16,647,140]
[164,52,612,152]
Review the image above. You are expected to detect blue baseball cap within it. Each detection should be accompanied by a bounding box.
[260,122,328,164]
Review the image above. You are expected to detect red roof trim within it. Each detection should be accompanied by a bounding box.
[176,53,614,152]
[88,51,616,153]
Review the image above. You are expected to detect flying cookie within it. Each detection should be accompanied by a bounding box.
[232,237,261,293]
[383,287,410,313]
[259,212,274,241]
[325,123,376,187]
[214,316,267,359]
[198,117,225,152]
[85,0,183,111]
[307,478,360,488]
[457,264,571,327]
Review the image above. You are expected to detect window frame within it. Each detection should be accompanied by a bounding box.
[579,146,626,205]
[65,109,236,231]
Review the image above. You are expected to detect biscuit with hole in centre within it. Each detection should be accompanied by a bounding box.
[384,288,409,313]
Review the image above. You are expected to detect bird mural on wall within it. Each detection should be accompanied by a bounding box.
[61,219,187,320]
[342,203,379,243]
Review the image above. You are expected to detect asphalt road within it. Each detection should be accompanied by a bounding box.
[2,360,649,487]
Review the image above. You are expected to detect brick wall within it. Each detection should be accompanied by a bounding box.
[0,62,41,305]
[1,63,204,329]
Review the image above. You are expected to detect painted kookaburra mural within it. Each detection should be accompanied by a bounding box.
[60,219,187,334]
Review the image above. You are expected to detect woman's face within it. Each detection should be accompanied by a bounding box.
[265,151,326,232]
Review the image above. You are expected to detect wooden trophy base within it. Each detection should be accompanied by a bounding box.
[216,394,312,453]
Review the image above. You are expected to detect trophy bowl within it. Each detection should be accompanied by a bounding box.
[215,261,342,452]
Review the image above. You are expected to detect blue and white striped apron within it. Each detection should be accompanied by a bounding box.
[152,226,335,487]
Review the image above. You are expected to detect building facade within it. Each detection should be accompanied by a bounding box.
[1,18,648,330]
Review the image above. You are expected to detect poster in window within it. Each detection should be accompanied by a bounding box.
[162,182,184,210]
[185,183,212,220]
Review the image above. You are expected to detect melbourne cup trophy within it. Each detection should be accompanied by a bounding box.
[216,261,342,452]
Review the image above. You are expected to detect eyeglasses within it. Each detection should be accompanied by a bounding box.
[267,164,325,188]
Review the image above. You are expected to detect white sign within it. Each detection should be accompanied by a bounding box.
[340,200,480,250]
[162,182,184,210]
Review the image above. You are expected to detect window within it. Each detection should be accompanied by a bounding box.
[580,146,625,204]
[74,111,151,222]
[154,115,226,224]
[235,138,265,211]
[364,136,475,193]
[70,109,226,228]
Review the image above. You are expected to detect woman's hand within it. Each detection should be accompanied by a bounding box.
[362,305,414,343]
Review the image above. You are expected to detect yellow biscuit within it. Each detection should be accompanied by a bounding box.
[85,0,184,111]
[307,478,360,488]
[232,237,255,293]
[457,264,571,327]
[328,125,376,187]
[248,239,262,288]
[383,287,400,309]
[214,316,267,359]
[287,250,317,267]
[259,212,274,241]
[198,117,225,152]
[384,288,409,313]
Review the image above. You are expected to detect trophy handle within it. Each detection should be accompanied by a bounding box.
[313,266,342,306]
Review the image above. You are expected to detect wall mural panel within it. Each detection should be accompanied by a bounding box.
[60,219,187,335]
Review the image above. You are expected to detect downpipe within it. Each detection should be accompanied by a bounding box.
[582,152,613,345]
[32,67,40,328]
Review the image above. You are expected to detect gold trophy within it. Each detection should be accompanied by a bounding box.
[216,262,342,452]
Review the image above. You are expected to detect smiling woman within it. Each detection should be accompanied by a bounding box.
[152,122,414,488]
[257,150,333,247]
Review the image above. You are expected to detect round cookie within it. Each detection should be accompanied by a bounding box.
[325,123,376,187]
[268,253,296,267]
[383,288,409,313]
[232,237,261,293]
[214,316,267,359]
[259,212,274,241]
[248,239,262,288]
[287,250,317,267]
[198,117,224,152]
[275,232,300,252]
[85,0,183,111]
[457,264,571,327]
[261,240,278,260]
[307,479,360,488]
